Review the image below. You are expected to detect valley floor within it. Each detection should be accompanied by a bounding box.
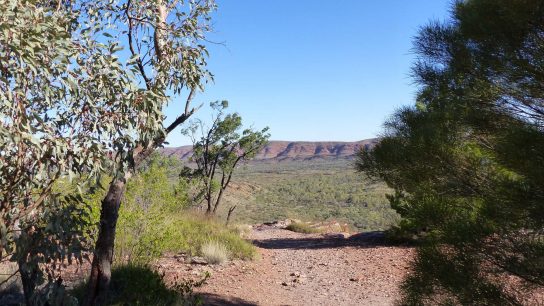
[161,225,415,306]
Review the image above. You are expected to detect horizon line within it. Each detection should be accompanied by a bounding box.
[162,137,379,148]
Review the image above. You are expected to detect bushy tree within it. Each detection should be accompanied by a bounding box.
[357,0,544,304]
[0,0,216,303]
[184,101,270,217]
[0,0,148,301]
[84,1,216,303]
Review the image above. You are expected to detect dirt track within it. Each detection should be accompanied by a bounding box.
[187,225,415,306]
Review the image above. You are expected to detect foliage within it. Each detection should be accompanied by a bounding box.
[200,241,229,264]
[159,213,256,260]
[0,0,156,298]
[285,222,320,234]
[115,156,190,265]
[15,196,95,300]
[52,0,217,302]
[0,0,216,299]
[116,206,256,264]
[357,0,544,304]
[111,154,256,265]
[72,264,209,306]
[184,101,270,214]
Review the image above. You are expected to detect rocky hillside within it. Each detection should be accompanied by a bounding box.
[160,139,378,162]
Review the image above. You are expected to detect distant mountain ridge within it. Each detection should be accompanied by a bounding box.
[160,139,378,162]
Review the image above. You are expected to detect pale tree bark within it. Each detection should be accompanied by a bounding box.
[84,2,174,304]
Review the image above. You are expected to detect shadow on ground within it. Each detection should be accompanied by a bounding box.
[201,293,258,306]
[252,230,399,250]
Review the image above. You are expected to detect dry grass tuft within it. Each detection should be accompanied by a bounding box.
[201,241,229,264]
[285,222,320,234]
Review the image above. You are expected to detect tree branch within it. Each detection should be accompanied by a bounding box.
[126,0,152,89]
[165,88,198,134]
[133,88,198,168]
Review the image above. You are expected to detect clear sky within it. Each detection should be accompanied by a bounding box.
[165,0,452,146]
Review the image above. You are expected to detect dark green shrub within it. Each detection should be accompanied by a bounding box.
[357,0,544,304]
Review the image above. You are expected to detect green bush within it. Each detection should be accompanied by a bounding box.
[114,159,190,265]
[108,154,256,265]
[161,214,256,260]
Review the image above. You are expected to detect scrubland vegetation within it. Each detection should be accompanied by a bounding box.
[2,153,256,304]
[110,155,256,265]
[1,0,543,305]
[221,159,399,232]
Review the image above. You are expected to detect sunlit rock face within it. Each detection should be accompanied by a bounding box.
[160,138,379,162]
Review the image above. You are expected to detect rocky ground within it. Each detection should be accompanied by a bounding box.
[0,224,415,306]
[4,224,543,305]
[158,224,415,306]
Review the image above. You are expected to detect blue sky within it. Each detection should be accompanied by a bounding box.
[165,0,452,146]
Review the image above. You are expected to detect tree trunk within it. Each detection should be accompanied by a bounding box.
[82,60,194,302]
[84,143,159,305]
[212,187,225,213]
[18,262,37,306]
[206,194,212,214]
[225,205,236,226]
[84,177,127,306]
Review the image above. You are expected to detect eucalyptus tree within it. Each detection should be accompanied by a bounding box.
[80,1,216,304]
[184,101,270,216]
[0,0,216,303]
[357,0,544,304]
[0,0,150,302]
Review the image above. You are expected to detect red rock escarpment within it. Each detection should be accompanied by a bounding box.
[160,139,378,162]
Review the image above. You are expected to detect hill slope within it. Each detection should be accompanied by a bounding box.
[160,139,378,162]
